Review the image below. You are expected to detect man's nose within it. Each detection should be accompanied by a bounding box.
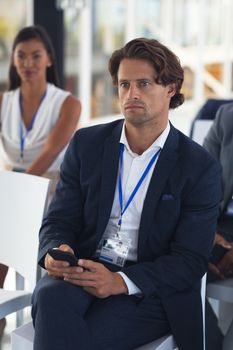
[127,84,139,99]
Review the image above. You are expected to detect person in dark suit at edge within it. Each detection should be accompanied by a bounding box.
[32,38,222,350]
[203,102,233,350]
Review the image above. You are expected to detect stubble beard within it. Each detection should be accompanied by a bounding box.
[125,111,154,128]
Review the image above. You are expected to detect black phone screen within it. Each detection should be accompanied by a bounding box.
[48,248,78,266]
[209,244,228,265]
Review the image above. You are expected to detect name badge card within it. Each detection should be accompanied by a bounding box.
[99,236,131,267]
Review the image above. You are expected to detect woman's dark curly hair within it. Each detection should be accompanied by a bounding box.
[8,25,60,90]
[108,38,184,109]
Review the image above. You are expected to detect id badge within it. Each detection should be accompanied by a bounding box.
[99,236,131,267]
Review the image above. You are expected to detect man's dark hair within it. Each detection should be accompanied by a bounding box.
[8,25,60,90]
[108,37,184,109]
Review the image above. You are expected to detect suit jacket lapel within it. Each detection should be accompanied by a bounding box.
[96,121,123,240]
[138,125,180,250]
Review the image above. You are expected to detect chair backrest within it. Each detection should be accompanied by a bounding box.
[189,98,233,139]
[0,171,50,291]
[191,120,213,145]
[195,99,233,121]
[201,273,207,350]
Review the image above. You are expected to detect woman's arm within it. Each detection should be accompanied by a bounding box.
[26,94,81,176]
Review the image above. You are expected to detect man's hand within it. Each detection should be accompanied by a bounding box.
[45,244,79,278]
[208,262,225,280]
[208,233,232,278]
[63,259,128,298]
[214,233,232,249]
[217,243,233,277]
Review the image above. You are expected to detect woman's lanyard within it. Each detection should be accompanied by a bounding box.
[117,143,161,232]
[19,90,47,160]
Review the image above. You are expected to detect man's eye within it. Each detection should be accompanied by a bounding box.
[139,80,150,87]
[119,82,129,88]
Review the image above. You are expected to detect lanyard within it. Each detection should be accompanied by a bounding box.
[117,143,161,230]
[19,90,46,160]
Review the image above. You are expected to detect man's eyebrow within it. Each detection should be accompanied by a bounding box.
[118,78,151,82]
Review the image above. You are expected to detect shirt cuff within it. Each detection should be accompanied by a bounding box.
[118,271,142,295]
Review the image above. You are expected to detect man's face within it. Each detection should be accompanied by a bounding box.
[117,58,175,128]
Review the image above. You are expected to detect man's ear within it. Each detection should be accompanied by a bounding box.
[167,84,176,97]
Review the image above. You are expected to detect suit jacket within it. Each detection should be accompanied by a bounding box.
[38,119,222,350]
[203,102,233,213]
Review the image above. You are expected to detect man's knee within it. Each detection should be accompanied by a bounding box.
[32,276,67,309]
[32,275,94,317]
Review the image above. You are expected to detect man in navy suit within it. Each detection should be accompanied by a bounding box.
[32,38,222,350]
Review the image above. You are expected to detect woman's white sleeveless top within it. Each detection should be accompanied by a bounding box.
[0,83,70,171]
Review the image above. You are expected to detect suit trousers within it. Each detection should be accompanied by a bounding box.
[32,274,170,350]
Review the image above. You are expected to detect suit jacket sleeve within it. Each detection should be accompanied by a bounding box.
[38,133,86,265]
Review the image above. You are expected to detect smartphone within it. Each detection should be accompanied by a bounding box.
[209,244,229,265]
[48,248,78,266]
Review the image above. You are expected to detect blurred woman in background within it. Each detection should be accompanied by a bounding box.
[0,25,81,336]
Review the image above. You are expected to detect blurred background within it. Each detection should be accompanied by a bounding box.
[1,0,233,135]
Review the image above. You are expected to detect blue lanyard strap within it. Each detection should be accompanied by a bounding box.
[118,143,161,228]
[19,91,46,159]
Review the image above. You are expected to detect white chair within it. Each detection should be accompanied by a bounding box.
[12,323,178,350]
[0,171,50,326]
[12,275,206,350]
[134,335,177,350]
[207,278,233,304]
[11,321,34,350]
[206,278,233,350]
[191,119,213,146]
